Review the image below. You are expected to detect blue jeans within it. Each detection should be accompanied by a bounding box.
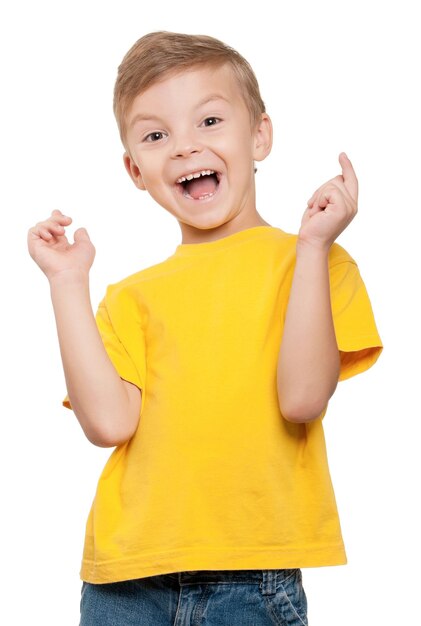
[80,568,308,625]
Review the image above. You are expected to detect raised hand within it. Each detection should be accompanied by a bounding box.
[27,209,95,281]
[298,153,359,251]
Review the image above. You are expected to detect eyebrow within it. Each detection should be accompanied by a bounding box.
[128,94,230,130]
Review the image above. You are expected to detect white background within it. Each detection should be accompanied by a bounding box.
[1,0,420,624]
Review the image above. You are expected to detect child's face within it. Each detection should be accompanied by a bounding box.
[123,63,272,242]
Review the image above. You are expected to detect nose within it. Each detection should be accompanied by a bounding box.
[171,131,203,159]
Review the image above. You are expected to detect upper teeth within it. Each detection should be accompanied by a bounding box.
[177,170,215,184]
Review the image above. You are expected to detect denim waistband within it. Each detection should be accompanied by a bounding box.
[166,569,299,595]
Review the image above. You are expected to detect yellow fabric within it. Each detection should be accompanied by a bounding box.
[62,226,383,583]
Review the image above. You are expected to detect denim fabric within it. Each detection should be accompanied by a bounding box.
[80,568,308,625]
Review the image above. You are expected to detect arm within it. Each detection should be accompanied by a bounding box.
[50,272,141,447]
[277,152,358,423]
[28,210,141,447]
[277,242,340,423]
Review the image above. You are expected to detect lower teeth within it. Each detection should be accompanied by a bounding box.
[183,190,215,200]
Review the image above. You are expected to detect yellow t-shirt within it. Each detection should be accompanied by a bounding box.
[63,225,383,583]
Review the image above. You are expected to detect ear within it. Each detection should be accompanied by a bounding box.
[123,152,146,190]
[253,113,273,163]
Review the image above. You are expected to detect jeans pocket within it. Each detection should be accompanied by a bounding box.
[262,569,308,626]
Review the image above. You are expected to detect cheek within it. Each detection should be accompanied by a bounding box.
[223,127,254,155]
[135,154,164,183]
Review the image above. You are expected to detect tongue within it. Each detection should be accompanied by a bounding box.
[185,175,217,199]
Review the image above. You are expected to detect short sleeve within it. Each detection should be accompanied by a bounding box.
[63,288,146,410]
[329,252,383,381]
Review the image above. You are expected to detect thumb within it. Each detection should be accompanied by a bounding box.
[74,227,91,242]
[339,152,358,199]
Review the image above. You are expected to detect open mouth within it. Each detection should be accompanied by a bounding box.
[175,170,221,200]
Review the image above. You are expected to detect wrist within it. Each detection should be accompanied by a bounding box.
[296,237,331,260]
[49,268,90,290]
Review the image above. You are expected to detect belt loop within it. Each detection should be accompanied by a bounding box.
[261,570,277,596]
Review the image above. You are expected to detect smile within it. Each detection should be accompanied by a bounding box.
[175,169,221,201]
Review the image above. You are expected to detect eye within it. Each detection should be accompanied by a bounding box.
[144,131,166,143]
[202,117,221,127]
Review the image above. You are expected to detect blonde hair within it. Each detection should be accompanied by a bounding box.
[113,31,266,147]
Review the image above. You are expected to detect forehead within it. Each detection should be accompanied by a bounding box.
[126,63,247,126]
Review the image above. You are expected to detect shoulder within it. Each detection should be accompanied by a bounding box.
[102,255,177,305]
[328,242,357,268]
[270,228,358,268]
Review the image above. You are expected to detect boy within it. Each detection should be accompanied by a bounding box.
[28,31,382,626]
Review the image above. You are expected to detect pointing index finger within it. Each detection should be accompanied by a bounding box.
[339,152,358,199]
